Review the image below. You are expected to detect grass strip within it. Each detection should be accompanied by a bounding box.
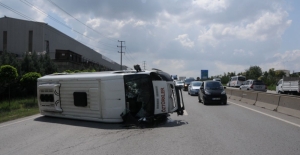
[0,97,39,123]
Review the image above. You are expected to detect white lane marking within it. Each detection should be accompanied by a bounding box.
[0,115,41,128]
[229,101,300,128]
[183,110,188,115]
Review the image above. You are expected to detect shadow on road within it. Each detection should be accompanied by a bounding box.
[34,115,188,129]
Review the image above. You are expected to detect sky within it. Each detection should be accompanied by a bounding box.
[0,0,300,78]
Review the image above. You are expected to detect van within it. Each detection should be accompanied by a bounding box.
[229,76,246,87]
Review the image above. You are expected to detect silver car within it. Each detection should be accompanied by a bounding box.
[188,81,202,96]
[239,79,267,92]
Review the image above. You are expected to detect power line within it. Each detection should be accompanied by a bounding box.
[0,2,34,21]
[2,1,134,67]
[47,0,117,44]
[125,47,138,65]
[20,0,118,51]
[1,1,120,64]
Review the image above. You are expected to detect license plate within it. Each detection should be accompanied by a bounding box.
[212,98,220,100]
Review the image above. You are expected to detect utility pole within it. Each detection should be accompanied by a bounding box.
[117,40,125,70]
[143,61,146,70]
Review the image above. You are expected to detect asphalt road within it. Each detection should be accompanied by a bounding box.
[1,91,300,155]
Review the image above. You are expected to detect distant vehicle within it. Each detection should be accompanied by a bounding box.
[229,76,246,87]
[179,76,186,81]
[188,81,202,96]
[175,80,184,88]
[198,81,227,105]
[239,79,267,92]
[213,78,221,82]
[171,75,178,80]
[276,77,300,95]
[37,67,185,124]
[183,78,195,91]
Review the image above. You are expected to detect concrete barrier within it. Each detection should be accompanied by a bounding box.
[277,96,300,118]
[240,91,258,105]
[255,93,280,111]
[230,89,243,101]
[225,89,232,98]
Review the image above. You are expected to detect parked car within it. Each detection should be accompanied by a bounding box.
[188,81,202,96]
[239,79,267,92]
[183,78,195,91]
[175,80,184,88]
[198,81,227,105]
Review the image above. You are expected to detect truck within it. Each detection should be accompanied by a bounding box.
[37,67,185,124]
[179,76,186,81]
[276,77,300,95]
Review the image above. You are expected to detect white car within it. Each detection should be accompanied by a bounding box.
[175,80,184,88]
[213,78,221,82]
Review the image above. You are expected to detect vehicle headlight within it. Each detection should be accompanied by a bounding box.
[221,90,226,94]
[204,90,211,95]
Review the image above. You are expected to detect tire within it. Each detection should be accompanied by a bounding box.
[203,98,207,105]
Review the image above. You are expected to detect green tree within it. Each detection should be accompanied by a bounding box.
[0,51,20,71]
[0,51,9,66]
[43,53,57,75]
[20,72,41,99]
[31,51,42,73]
[0,65,18,105]
[268,68,277,85]
[245,66,262,80]
[275,70,286,78]
[21,52,35,75]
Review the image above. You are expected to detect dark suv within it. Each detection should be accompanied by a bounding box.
[198,81,227,105]
[183,78,195,91]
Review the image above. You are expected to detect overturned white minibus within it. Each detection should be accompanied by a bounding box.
[37,68,185,123]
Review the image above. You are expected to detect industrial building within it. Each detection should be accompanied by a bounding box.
[0,16,126,71]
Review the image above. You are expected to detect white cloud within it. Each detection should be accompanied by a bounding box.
[1,0,297,78]
[175,34,194,48]
[134,20,146,27]
[233,49,254,56]
[214,61,247,75]
[273,50,300,61]
[86,18,101,29]
[192,0,229,13]
[197,10,291,46]
[261,50,300,72]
